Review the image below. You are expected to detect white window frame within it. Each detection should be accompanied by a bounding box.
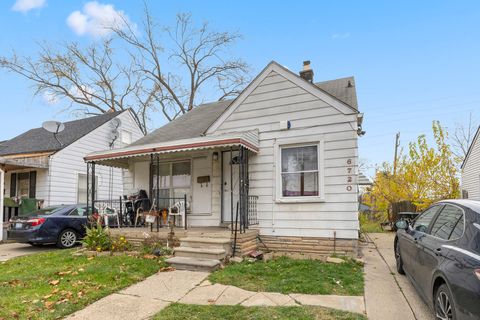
[121,130,133,145]
[76,173,98,203]
[274,137,325,203]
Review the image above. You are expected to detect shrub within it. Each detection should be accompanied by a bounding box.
[82,223,111,252]
[110,235,133,252]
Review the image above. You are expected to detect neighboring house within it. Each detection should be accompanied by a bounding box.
[85,61,364,254]
[461,126,480,200]
[0,110,143,216]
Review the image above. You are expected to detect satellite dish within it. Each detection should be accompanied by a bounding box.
[42,121,65,147]
[109,117,121,129]
[42,121,65,134]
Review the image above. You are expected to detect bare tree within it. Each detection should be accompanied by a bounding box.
[0,39,151,135]
[113,8,250,121]
[451,112,478,161]
[0,7,250,132]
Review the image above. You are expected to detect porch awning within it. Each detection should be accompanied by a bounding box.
[0,155,49,171]
[84,130,259,168]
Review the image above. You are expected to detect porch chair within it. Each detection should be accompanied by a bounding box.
[100,204,120,228]
[168,201,187,228]
[134,198,154,227]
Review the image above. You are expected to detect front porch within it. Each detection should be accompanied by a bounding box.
[84,131,260,233]
[109,226,259,257]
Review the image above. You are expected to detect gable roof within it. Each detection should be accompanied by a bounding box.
[128,61,360,148]
[130,100,232,146]
[315,76,358,111]
[461,125,480,169]
[0,111,124,156]
[206,61,359,134]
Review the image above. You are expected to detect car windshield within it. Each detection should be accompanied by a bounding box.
[33,206,67,216]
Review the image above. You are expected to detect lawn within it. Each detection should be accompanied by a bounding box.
[0,249,166,320]
[209,256,364,296]
[154,303,367,320]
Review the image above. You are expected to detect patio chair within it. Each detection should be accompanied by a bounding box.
[134,198,153,227]
[168,201,187,228]
[100,204,120,228]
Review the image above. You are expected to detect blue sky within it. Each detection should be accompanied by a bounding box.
[1,1,479,176]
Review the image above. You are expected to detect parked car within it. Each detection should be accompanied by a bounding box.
[394,199,480,320]
[8,204,89,248]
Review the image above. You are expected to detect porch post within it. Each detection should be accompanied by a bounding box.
[87,162,96,219]
[0,168,4,241]
[230,148,233,232]
[156,154,159,211]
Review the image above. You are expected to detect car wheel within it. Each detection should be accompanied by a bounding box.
[57,229,77,249]
[395,240,405,275]
[435,284,456,320]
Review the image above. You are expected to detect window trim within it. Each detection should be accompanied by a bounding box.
[274,138,325,203]
[76,172,98,203]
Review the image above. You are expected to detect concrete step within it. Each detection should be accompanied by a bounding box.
[166,256,221,272]
[175,246,227,260]
[180,237,232,253]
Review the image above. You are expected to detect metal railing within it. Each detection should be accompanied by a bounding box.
[248,195,259,226]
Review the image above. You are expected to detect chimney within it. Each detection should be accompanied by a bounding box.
[299,60,314,83]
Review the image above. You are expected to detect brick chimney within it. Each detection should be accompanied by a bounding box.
[299,60,314,83]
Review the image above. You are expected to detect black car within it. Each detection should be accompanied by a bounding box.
[394,199,480,320]
[8,204,89,248]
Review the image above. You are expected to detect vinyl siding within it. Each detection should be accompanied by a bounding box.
[461,132,480,200]
[213,71,359,239]
[48,111,143,205]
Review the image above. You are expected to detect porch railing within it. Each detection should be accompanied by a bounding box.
[248,195,259,226]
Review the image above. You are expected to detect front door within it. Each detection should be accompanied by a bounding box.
[222,151,239,223]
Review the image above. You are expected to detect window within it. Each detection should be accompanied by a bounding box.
[69,207,87,216]
[430,205,464,240]
[17,173,30,198]
[77,174,97,203]
[413,205,443,233]
[121,130,132,145]
[280,145,319,198]
[152,161,191,210]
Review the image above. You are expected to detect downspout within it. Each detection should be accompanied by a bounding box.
[272,138,276,233]
[47,155,53,206]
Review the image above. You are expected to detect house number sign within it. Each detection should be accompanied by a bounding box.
[346,159,353,191]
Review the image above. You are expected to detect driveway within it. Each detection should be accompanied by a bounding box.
[0,242,55,262]
[363,232,434,320]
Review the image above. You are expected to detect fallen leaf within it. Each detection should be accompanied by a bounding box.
[51,288,59,294]
[87,257,94,261]
[78,268,85,272]
[43,294,53,300]
[57,271,72,276]
[49,280,60,286]
[159,266,175,272]
[142,254,157,259]
[44,301,54,309]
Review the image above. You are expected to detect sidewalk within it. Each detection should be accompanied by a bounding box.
[66,269,365,320]
[363,233,433,320]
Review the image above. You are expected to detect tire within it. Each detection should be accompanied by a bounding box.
[434,283,456,320]
[57,229,78,249]
[395,240,405,275]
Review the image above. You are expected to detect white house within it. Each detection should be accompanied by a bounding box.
[85,61,364,255]
[461,126,480,200]
[0,110,143,240]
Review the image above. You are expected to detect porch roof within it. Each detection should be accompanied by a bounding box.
[84,130,259,168]
[0,155,49,171]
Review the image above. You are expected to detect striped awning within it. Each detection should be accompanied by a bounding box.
[84,130,259,168]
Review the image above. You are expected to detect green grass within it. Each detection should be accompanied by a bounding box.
[209,256,364,296]
[0,249,166,320]
[154,303,367,320]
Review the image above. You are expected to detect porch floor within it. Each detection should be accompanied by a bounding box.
[109,226,258,242]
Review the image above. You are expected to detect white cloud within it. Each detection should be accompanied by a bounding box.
[12,0,46,13]
[42,91,60,105]
[66,1,133,37]
[331,32,351,40]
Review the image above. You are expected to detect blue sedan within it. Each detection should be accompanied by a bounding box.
[8,205,89,248]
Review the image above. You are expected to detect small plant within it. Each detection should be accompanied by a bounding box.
[141,238,172,256]
[82,222,111,252]
[110,235,133,252]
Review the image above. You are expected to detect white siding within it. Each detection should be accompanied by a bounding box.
[48,111,143,205]
[461,132,480,200]
[213,71,359,239]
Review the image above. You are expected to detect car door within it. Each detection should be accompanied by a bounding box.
[400,205,443,282]
[415,204,464,301]
[66,206,88,237]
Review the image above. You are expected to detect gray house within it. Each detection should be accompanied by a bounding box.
[461,126,480,200]
[85,61,364,256]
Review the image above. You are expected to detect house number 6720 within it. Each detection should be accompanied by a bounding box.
[346,158,353,191]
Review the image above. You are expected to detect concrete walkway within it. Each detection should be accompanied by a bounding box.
[0,242,55,262]
[66,269,365,320]
[364,233,433,320]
